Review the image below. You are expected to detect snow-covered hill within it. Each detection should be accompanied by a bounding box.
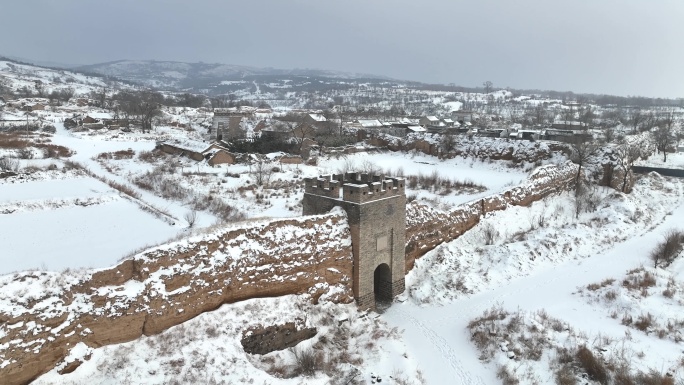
[0,58,134,96]
[77,60,393,91]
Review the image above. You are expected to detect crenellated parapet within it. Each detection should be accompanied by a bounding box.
[304,174,342,198]
[304,172,405,204]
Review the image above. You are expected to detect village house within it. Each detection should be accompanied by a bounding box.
[212,108,246,141]
[23,103,46,111]
[419,116,440,127]
[157,139,237,166]
[355,119,384,130]
[551,121,588,130]
[452,110,474,123]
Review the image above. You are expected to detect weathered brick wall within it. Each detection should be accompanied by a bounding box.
[404,161,578,270]
[0,211,354,385]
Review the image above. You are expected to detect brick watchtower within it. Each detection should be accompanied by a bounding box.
[303,173,406,310]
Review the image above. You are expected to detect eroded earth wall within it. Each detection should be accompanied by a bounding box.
[404,161,578,270]
[0,211,354,385]
[0,162,578,385]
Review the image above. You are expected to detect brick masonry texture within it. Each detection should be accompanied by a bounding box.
[303,173,407,311]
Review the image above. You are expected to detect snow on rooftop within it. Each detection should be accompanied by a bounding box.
[357,119,383,128]
[162,138,211,153]
[308,113,326,122]
[86,112,114,120]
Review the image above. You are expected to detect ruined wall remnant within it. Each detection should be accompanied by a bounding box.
[0,211,354,385]
[241,322,317,355]
[404,161,578,270]
[0,161,578,385]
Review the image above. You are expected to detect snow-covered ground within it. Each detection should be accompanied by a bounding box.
[2,75,684,383]
[1,119,527,273]
[0,171,178,274]
[384,172,684,384]
[13,166,683,385]
[637,150,684,169]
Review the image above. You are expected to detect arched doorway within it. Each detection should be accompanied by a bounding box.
[374,263,392,306]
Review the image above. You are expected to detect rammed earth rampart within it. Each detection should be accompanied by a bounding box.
[0,161,578,385]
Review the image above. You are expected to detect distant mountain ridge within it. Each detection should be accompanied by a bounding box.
[76,60,394,91]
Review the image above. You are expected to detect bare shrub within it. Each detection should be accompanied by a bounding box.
[0,133,30,149]
[635,370,674,385]
[0,156,19,172]
[468,305,508,361]
[17,147,34,159]
[605,290,618,301]
[622,269,657,292]
[39,143,72,158]
[576,345,609,385]
[633,313,654,332]
[574,182,601,218]
[650,229,684,268]
[138,149,166,163]
[555,365,576,385]
[184,210,198,228]
[497,365,520,385]
[292,347,320,377]
[613,370,637,385]
[97,149,135,160]
[481,222,499,245]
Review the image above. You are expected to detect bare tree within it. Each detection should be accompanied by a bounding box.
[137,91,163,133]
[534,104,547,126]
[60,87,75,103]
[603,126,616,144]
[578,107,595,128]
[249,160,273,186]
[441,134,457,153]
[291,122,316,153]
[651,112,678,162]
[614,142,641,192]
[625,108,644,134]
[570,134,599,183]
[562,108,575,129]
[641,111,657,133]
[483,81,493,95]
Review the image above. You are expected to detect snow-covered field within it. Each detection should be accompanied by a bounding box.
[0,171,178,274]
[637,150,684,169]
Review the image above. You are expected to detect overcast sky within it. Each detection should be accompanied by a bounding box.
[2,0,682,98]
